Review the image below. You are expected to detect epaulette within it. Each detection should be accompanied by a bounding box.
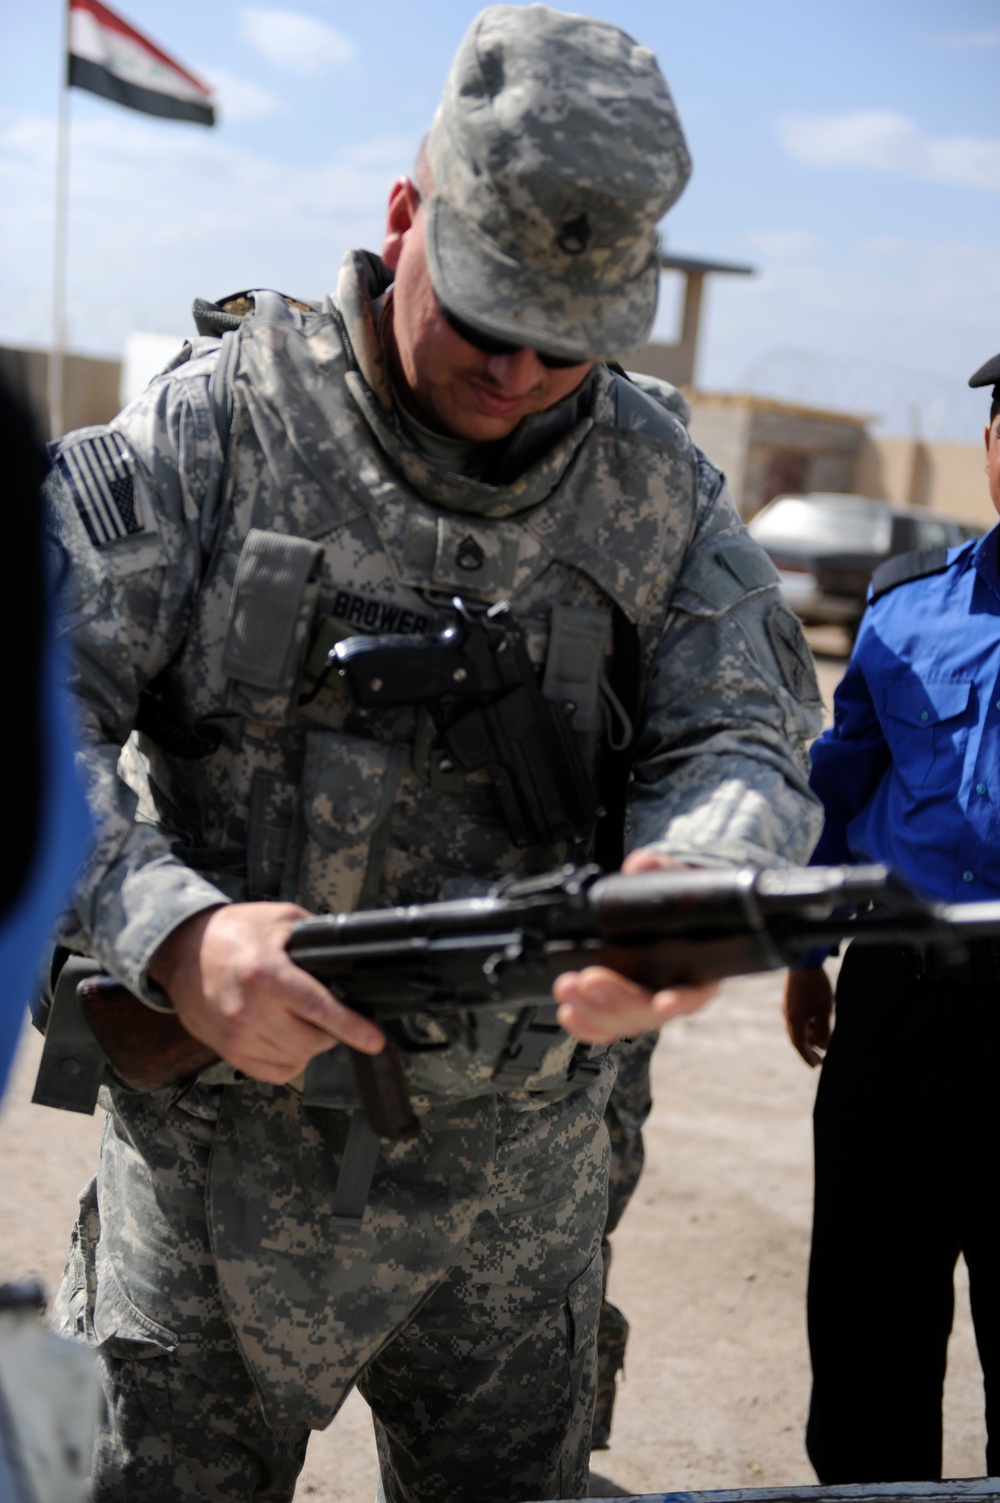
[869,548,951,604]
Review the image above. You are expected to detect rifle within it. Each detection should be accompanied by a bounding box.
[38,862,1000,1140]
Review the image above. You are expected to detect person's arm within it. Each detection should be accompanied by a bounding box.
[776,613,891,1064]
[49,356,382,1080]
[553,846,718,1041]
[556,456,825,1042]
[807,613,890,866]
[626,455,825,870]
[149,904,384,1082]
[782,966,834,1067]
[48,351,231,1000]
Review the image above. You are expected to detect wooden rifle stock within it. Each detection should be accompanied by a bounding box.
[75,975,419,1141]
[76,976,217,1089]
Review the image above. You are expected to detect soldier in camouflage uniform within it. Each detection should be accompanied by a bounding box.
[45,7,823,1500]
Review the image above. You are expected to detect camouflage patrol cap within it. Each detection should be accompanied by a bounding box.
[423,4,691,362]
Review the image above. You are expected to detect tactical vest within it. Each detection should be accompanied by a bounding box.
[135,282,701,1101]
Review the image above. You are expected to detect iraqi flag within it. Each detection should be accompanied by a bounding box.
[68,0,215,127]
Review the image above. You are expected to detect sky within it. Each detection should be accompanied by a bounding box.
[1,0,997,440]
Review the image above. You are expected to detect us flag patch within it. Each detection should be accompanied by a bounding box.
[56,434,147,547]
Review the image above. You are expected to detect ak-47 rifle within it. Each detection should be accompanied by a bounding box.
[36,863,1000,1140]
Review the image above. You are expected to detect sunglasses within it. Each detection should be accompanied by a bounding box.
[436,298,587,370]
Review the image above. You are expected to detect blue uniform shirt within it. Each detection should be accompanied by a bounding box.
[810,524,1000,903]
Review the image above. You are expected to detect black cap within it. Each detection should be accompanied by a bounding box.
[969,351,1000,389]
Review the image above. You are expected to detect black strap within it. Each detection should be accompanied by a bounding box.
[490,1006,567,1088]
[869,548,950,603]
[331,1112,382,1223]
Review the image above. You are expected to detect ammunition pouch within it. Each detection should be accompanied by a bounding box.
[31,954,105,1115]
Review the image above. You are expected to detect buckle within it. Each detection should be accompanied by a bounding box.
[491,1006,566,1088]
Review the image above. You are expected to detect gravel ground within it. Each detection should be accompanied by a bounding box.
[0,643,990,1500]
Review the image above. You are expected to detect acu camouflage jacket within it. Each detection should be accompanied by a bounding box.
[46,252,823,1080]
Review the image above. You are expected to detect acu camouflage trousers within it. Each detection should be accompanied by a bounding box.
[53,1056,614,1503]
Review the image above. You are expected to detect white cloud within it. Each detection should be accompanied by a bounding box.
[202,67,285,123]
[941,29,1000,50]
[0,112,413,357]
[741,229,825,262]
[239,9,354,75]
[858,235,908,258]
[777,110,1000,193]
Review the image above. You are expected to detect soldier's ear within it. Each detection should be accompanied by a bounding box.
[382,177,420,272]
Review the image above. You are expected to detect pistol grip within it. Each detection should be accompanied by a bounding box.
[348,1040,420,1142]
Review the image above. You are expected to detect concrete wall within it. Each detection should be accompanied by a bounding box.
[686,395,754,504]
[686,390,992,529]
[623,277,705,389]
[0,344,121,440]
[624,339,695,391]
[856,433,992,529]
[743,401,863,518]
[688,393,866,518]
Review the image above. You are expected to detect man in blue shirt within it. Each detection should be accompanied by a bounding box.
[784,349,1000,1484]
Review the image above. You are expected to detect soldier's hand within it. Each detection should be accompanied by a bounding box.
[149,903,385,1083]
[782,966,833,1067]
[551,847,719,1044]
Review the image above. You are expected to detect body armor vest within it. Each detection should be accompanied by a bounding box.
[132,264,700,1098]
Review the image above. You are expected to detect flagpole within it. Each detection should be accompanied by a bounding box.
[48,0,71,442]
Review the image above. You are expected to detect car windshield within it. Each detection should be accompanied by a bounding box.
[750,499,892,553]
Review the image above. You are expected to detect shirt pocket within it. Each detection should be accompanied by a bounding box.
[883,677,973,791]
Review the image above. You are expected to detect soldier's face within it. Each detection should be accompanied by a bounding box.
[381,178,593,443]
[986,414,1000,520]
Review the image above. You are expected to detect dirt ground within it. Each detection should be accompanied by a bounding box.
[0,642,991,1500]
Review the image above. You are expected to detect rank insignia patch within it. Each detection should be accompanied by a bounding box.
[56,434,147,547]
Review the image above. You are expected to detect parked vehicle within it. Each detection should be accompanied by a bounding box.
[747,493,981,638]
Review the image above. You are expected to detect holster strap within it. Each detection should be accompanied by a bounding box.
[330,1112,381,1224]
[491,1005,572,1089]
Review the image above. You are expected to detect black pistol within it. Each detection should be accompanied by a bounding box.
[332,598,598,847]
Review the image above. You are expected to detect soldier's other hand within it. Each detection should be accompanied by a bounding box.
[552,847,719,1044]
[149,903,385,1083]
[783,966,833,1067]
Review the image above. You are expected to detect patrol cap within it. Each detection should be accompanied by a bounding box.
[969,350,1000,420]
[423,4,692,362]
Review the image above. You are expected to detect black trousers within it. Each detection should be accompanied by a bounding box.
[806,941,1000,1484]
